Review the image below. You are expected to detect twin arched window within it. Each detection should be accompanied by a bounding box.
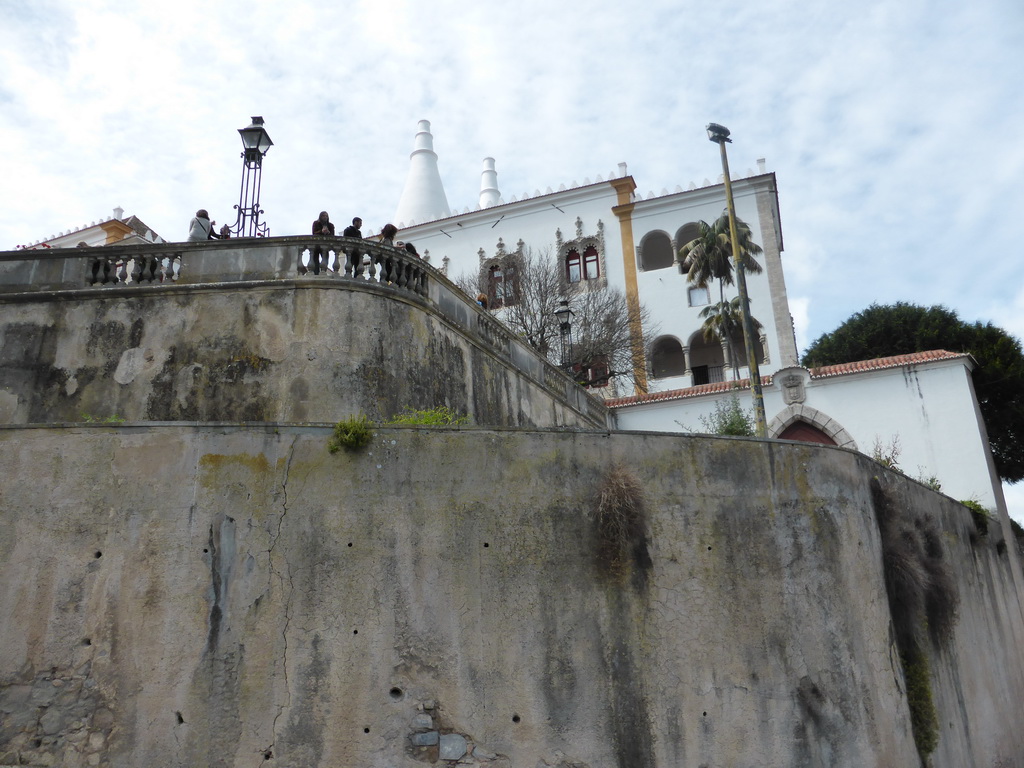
[566,245,600,283]
[487,263,518,308]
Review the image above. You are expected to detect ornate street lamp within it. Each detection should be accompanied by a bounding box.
[554,299,575,369]
[232,116,273,237]
[706,122,767,436]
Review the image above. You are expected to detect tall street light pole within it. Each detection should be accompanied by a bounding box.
[233,116,274,237]
[706,123,767,437]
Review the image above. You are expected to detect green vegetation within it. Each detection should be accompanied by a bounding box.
[802,302,1024,482]
[902,648,940,757]
[960,499,990,537]
[871,435,902,472]
[696,394,756,437]
[680,215,764,379]
[327,415,374,453]
[871,479,958,759]
[387,406,468,426]
[80,413,125,424]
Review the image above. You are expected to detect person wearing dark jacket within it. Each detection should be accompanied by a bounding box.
[309,211,335,273]
[343,217,362,238]
[312,211,335,236]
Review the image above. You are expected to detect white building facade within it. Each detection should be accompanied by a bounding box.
[395,122,798,398]
[389,121,1007,515]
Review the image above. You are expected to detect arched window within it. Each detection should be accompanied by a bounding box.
[639,231,673,271]
[675,223,701,254]
[650,337,686,379]
[487,263,518,308]
[688,331,725,385]
[583,246,600,280]
[727,330,766,365]
[566,249,582,283]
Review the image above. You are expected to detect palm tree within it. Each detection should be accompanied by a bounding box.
[678,214,763,305]
[699,297,763,380]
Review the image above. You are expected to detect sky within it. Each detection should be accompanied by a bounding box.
[1,0,1023,519]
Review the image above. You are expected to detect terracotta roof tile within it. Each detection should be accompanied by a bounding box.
[805,349,968,378]
[605,375,773,408]
[606,350,970,409]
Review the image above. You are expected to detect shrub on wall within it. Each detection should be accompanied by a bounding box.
[387,406,468,426]
[328,415,375,453]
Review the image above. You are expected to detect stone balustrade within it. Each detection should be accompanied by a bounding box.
[0,237,608,429]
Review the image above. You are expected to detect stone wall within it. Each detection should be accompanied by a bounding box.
[0,243,605,429]
[1,425,1022,767]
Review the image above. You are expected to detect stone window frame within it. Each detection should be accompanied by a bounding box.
[556,219,608,293]
[478,237,522,309]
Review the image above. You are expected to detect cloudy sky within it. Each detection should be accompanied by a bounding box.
[2,0,1022,516]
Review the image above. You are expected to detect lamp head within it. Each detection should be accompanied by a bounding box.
[238,116,274,156]
[706,123,732,144]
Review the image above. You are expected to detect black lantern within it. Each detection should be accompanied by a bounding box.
[554,299,575,369]
[231,116,273,237]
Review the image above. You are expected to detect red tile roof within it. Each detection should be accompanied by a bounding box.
[805,349,968,378]
[606,350,970,409]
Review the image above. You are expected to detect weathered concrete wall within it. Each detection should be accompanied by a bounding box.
[0,280,603,429]
[1,426,1022,767]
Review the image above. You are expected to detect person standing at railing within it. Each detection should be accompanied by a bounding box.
[312,211,335,237]
[343,217,362,238]
[310,211,335,273]
[342,217,363,275]
[187,210,223,242]
[379,223,398,247]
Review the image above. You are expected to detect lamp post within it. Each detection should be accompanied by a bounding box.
[232,116,273,237]
[706,122,767,437]
[554,299,575,370]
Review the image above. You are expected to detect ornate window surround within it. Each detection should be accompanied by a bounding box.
[555,218,608,292]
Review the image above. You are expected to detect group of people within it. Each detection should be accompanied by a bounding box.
[315,214,419,258]
[187,209,420,259]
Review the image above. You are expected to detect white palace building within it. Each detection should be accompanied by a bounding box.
[393,120,1007,515]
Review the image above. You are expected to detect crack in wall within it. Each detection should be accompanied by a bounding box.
[262,436,297,764]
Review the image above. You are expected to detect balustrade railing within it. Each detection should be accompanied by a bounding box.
[1,236,606,426]
[294,238,428,297]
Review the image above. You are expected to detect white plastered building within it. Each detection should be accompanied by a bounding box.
[390,121,1007,512]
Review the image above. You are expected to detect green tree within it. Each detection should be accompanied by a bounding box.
[699,297,763,379]
[802,302,1024,482]
[678,214,763,305]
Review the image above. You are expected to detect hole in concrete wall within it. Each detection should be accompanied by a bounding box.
[82,638,91,646]
[94,551,103,558]
[707,546,712,551]
[702,711,707,717]
[263,749,273,759]
[483,542,489,548]
[512,714,521,723]
[363,727,370,734]
[389,687,403,700]
[175,711,184,725]
[348,542,353,547]
[203,548,209,553]
[353,629,358,635]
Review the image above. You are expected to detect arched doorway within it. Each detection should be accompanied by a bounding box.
[778,421,837,446]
